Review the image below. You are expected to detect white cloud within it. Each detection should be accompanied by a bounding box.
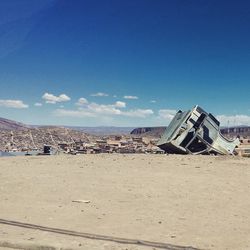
[124,95,138,100]
[158,109,177,121]
[122,109,154,118]
[42,92,71,104]
[0,99,29,109]
[87,102,122,115]
[91,92,109,97]
[55,109,96,118]
[34,102,42,107]
[54,100,153,119]
[114,101,126,108]
[216,114,250,126]
[150,100,156,103]
[76,97,88,106]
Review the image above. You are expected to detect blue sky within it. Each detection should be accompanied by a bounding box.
[0,0,250,126]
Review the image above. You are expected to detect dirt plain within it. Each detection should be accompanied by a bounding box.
[0,154,250,250]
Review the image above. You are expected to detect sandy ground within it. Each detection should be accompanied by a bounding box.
[0,154,250,250]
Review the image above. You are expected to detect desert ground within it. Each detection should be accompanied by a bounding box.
[0,154,249,250]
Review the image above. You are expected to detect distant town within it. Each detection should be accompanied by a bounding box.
[0,117,164,155]
[1,117,250,157]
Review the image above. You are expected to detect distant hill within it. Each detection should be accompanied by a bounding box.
[130,127,166,138]
[0,117,30,130]
[0,126,92,151]
[0,116,134,136]
[64,126,135,135]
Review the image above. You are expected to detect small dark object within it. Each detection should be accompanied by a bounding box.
[43,145,51,154]
[37,145,52,156]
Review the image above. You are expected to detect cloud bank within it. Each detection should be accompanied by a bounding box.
[0,99,28,109]
[55,99,153,119]
[42,92,70,104]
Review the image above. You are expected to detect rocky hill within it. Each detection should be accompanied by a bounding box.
[130,127,166,138]
[0,126,93,151]
[0,117,30,130]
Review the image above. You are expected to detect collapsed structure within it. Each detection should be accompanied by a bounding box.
[157,105,240,155]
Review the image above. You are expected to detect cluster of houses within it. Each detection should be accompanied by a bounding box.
[0,127,165,155]
[58,135,164,154]
[0,127,90,152]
